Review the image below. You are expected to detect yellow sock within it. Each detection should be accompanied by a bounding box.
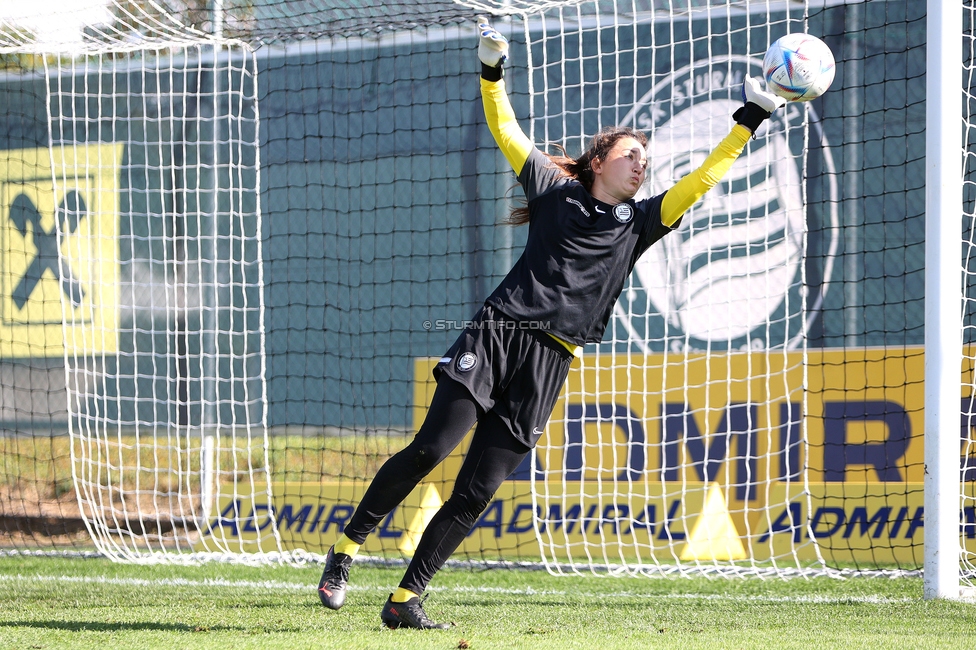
[391,587,420,603]
[332,534,361,559]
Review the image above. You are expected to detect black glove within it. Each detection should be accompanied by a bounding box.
[733,77,787,133]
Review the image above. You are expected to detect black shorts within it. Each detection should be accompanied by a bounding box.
[433,304,574,448]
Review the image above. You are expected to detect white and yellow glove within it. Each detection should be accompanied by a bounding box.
[478,15,509,80]
[734,76,787,133]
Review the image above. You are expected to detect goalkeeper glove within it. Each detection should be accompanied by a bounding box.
[733,76,787,133]
[477,15,509,81]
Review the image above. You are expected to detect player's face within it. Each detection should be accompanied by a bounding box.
[591,137,648,204]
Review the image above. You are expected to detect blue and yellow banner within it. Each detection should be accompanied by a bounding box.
[200,347,976,564]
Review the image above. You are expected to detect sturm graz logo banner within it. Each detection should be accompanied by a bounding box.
[616,55,839,353]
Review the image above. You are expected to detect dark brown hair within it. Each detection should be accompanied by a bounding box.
[503,126,648,226]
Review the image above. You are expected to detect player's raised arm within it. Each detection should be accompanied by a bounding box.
[659,77,786,227]
[478,16,533,176]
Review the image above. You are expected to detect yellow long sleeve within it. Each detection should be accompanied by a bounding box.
[481,77,534,175]
[660,124,752,227]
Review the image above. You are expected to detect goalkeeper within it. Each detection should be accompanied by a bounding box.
[317,16,786,630]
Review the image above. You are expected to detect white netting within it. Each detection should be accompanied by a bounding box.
[0,1,212,54]
[961,0,976,593]
[0,0,968,589]
[504,1,822,576]
[1,3,280,562]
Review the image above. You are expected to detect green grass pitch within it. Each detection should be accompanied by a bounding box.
[0,554,973,649]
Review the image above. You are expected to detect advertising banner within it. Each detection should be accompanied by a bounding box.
[201,348,976,563]
[0,143,123,357]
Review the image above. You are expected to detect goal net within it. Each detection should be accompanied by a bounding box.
[961,0,976,593]
[0,0,971,589]
[457,0,940,579]
[0,2,278,560]
[518,3,822,576]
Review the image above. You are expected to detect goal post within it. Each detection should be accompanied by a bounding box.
[924,0,963,600]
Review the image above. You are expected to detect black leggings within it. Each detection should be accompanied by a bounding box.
[342,376,530,595]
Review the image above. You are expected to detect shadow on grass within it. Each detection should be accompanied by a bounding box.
[0,620,250,633]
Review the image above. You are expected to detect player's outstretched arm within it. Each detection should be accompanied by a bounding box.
[659,77,786,227]
[478,16,533,176]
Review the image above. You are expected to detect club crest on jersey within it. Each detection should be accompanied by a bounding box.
[612,203,633,223]
[614,55,839,353]
[456,352,477,372]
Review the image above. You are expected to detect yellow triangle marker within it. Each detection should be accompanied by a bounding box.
[679,484,748,561]
[398,483,443,556]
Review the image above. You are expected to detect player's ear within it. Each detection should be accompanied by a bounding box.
[590,156,603,175]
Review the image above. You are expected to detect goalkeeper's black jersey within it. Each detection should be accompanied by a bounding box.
[485,147,677,346]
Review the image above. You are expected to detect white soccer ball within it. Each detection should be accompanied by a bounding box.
[762,33,835,102]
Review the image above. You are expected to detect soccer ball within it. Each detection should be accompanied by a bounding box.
[762,33,835,102]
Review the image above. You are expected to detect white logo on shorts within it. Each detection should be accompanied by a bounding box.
[456,352,477,372]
